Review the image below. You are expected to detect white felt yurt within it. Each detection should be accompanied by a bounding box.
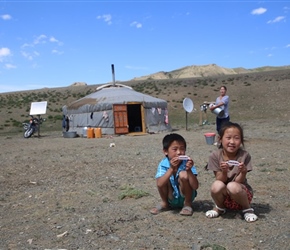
[62,83,172,136]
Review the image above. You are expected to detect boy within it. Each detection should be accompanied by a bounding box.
[150,133,199,216]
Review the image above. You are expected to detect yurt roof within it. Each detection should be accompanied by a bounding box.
[65,84,167,110]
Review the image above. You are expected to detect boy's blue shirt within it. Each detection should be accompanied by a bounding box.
[155,157,198,198]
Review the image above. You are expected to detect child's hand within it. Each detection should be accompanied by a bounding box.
[221,161,230,172]
[170,157,180,171]
[185,157,194,171]
[238,162,247,174]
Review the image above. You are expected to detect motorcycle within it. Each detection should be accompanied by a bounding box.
[22,115,45,138]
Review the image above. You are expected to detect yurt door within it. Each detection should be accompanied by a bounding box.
[113,104,129,134]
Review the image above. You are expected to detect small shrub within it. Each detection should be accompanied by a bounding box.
[54,115,63,120]
[200,244,226,250]
[275,168,286,172]
[118,186,150,200]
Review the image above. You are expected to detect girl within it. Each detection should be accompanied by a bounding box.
[205,122,258,222]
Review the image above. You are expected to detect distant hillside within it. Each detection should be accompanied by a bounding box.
[1,65,290,136]
[132,64,290,81]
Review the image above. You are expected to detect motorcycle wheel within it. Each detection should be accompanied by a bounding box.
[24,128,34,138]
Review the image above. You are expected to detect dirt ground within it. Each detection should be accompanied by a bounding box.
[1,118,290,250]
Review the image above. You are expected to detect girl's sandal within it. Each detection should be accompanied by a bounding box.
[205,205,226,218]
[243,208,258,222]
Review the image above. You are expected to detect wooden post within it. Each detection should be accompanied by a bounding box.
[185,111,188,130]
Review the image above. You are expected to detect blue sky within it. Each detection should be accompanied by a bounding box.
[0,0,289,93]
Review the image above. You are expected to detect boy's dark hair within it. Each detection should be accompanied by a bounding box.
[218,121,245,149]
[162,133,186,150]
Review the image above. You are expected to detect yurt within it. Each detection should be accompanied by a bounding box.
[62,83,172,136]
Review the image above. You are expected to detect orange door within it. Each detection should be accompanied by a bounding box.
[113,104,129,134]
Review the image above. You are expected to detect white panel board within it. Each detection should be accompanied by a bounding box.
[30,101,47,115]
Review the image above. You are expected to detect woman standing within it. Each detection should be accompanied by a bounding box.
[210,86,230,133]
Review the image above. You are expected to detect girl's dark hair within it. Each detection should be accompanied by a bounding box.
[162,133,186,150]
[220,85,227,91]
[218,121,244,149]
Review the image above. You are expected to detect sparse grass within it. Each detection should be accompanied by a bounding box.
[0,68,290,135]
[259,168,270,172]
[201,244,226,250]
[118,185,150,200]
[275,168,287,172]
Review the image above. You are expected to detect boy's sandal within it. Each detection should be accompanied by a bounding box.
[179,206,193,216]
[205,205,226,218]
[149,205,171,215]
[243,208,258,222]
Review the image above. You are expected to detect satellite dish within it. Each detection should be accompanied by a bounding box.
[183,98,194,113]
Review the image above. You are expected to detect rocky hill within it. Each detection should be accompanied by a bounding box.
[132,64,290,80]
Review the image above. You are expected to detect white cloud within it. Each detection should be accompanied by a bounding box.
[50,37,58,43]
[97,14,112,25]
[50,36,63,46]
[267,16,286,24]
[130,21,142,28]
[5,64,16,69]
[267,54,273,57]
[21,35,63,60]
[1,14,12,20]
[251,7,267,15]
[0,47,11,62]
[0,47,11,57]
[22,35,63,48]
[52,49,64,55]
[21,51,39,61]
[265,46,278,51]
[33,51,40,57]
[21,43,32,49]
[21,51,33,60]
[286,44,290,48]
[33,34,47,45]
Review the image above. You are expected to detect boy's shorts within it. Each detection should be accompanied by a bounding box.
[168,190,197,208]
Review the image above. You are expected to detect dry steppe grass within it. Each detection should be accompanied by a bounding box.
[1,69,290,249]
[0,68,290,135]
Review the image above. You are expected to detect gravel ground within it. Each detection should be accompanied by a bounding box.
[1,119,290,250]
